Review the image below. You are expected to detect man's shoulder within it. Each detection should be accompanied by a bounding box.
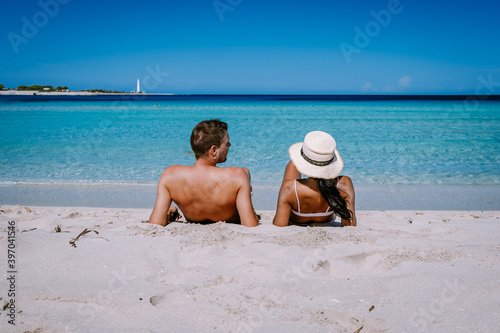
[160,164,190,179]
[164,164,184,171]
[223,166,247,173]
[220,166,249,178]
[213,167,250,188]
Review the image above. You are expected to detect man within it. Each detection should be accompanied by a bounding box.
[149,119,259,227]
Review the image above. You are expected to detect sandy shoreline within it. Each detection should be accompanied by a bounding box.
[0,205,499,332]
[1,183,499,211]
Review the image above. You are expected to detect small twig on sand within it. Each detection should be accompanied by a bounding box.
[353,326,363,333]
[353,305,375,333]
[69,228,99,248]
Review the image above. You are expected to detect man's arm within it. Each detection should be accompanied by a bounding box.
[149,172,175,226]
[235,168,259,227]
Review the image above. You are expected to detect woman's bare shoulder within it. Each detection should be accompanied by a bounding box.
[338,175,355,193]
[278,178,296,201]
[339,175,353,185]
[280,178,296,191]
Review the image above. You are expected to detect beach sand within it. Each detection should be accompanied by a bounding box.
[0,205,499,332]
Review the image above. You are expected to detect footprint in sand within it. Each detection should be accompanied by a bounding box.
[326,250,391,278]
[65,212,82,219]
[346,251,387,271]
[149,295,165,306]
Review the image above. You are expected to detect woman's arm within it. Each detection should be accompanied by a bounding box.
[273,180,293,227]
[283,161,301,181]
[274,161,299,226]
[339,176,357,227]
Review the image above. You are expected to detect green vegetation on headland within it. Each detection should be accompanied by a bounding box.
[16,85,68,92]
[0,84,130,94]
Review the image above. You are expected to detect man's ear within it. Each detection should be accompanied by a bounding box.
[209,145,218,157]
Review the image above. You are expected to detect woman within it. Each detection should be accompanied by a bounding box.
[273,131,357,227]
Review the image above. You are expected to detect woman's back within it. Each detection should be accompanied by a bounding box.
[273,131,357,227]
[274,162,356,227]
[290,178,338,223]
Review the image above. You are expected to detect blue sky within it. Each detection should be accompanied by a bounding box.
[1,0,499,94]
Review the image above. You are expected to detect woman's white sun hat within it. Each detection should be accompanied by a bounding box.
[289,131,343,179]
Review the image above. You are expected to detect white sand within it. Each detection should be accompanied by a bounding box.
[0,205,499,332]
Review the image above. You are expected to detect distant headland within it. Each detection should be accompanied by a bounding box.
[0,83,173,96]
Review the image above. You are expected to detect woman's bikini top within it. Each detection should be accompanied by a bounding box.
[290,177,339,218]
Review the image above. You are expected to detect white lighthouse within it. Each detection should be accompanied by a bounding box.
[136,78,140,93]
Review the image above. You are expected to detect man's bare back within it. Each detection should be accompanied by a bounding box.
[149,119,258,227]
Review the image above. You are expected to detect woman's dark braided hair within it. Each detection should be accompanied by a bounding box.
[317,178,352,221]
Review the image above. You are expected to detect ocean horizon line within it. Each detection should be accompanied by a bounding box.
[1,93,500,101]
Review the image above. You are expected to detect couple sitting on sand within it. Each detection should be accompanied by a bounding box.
[149,119,356,227]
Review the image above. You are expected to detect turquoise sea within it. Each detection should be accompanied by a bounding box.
[1,95,499,210]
